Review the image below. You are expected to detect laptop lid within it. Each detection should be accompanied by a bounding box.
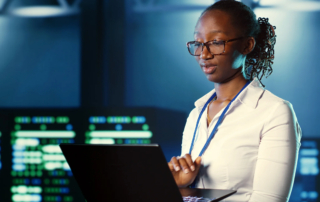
[60,144,183,202]
[60,144,236,202]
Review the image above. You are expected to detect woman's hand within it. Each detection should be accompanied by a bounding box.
[168,154,202,188]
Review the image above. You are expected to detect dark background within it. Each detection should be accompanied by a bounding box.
[0,0,319,201]
[1,0,320,138]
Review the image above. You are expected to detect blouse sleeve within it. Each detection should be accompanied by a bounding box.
[249,101,302,202]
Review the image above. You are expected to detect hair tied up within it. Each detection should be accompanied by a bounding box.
[246,17,276,86]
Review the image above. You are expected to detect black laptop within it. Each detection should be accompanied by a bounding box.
[59,144,236,202]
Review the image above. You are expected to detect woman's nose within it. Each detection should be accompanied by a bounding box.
[200,45,214,59]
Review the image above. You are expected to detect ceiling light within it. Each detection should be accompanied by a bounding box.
[0,0,81,18]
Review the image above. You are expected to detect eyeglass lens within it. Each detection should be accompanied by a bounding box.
[188,42,224,56]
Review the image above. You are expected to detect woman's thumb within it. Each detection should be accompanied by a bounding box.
[194,156,202,169]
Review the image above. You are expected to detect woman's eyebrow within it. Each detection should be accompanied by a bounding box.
[194,30,225,35]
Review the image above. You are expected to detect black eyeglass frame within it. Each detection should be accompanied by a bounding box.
[186,36,247,56]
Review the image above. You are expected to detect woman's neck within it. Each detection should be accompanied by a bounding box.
[214,73,248,102]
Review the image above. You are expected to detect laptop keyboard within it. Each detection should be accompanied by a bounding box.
[182,196,214,202]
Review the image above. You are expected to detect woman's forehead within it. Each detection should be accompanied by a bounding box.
[194,30,226,36]
[194,9,240,37]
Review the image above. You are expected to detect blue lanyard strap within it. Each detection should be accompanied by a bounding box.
[188,80,251,157]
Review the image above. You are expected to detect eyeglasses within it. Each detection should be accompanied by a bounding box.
[186,37,246,56]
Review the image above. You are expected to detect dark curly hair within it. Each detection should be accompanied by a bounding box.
[202,0,276,86]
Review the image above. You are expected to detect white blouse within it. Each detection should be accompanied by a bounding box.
[181,78,302,202]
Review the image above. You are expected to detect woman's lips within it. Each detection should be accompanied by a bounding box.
[202,65,217,74]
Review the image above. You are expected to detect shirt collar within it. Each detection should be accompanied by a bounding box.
[194,78,265,109]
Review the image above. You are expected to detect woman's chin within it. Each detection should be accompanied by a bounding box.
[205,70,246,84]
[206,74,219,83]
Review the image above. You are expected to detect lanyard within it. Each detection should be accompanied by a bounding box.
[188,80,251,157]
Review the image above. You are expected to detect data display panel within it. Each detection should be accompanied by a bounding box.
[293,139,320,202]
[2,109,84,202]
[0,108,171,202]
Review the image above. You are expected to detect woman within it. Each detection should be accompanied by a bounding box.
[168,1,301,202]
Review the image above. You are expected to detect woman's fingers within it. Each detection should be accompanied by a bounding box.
[195,156,202,166]
[169,155,200,174]
[178,157,190,174]
[168,156,202,188]
[168,161,175,171]
[184,154,195,171]
[194,156,202,172]
[170,156,181,171]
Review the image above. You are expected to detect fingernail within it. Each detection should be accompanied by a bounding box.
[184,169,189,174]
[175,166,180,171]
[190,166,195,171]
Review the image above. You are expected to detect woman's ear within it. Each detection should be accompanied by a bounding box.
[242,37,255,55]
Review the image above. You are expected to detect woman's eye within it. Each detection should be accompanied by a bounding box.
[194,42,201,47]
[212,41,224,45]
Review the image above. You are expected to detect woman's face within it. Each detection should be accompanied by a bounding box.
[194,9,247,83]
